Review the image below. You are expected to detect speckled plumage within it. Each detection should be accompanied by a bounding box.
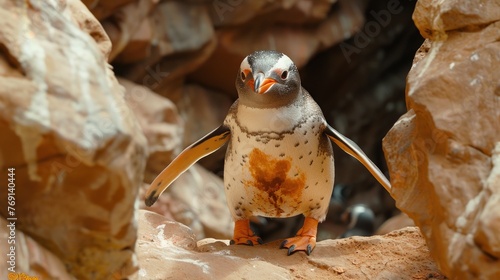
[223,90,334,222]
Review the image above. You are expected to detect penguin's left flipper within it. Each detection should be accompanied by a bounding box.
[145,125,231,206]
[324,124,391,192]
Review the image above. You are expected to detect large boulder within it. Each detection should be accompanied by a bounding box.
[383,0,500,278]
[0,0,147,279]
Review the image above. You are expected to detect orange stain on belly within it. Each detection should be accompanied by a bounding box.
[245,148,306,216]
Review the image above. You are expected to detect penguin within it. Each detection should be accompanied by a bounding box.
[339,204,376,238]
[145,50,391,255]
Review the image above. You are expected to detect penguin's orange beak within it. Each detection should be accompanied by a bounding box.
[253,73,277,94]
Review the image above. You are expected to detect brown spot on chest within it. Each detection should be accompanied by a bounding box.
[245,148,306,216]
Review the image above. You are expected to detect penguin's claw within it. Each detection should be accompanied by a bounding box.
[231,219,262,246]
[230,236,262,246]
[279,240,288,249]
[306,244,313,255]
[280,217,318,256]
[280,235,316,255]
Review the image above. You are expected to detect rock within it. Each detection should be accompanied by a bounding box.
[477,144,500,260]
[208,0,337,27]
[176,84,232,147]
[175,84,233,172]
[82,0,137,21]
[119,78,183,183]
[100,0,158,61]
[113,17,153,64]
[136,210,444,279]
[216,0,366,66]
[375,212,414,235]
[190,0,367,95]
[413,0,500,39]
[383,1,500,278]
[0,1,147,279]
[139,164,234,240]
[115,1,216,95]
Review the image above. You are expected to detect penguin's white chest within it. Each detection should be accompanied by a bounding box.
[223,105,334,220]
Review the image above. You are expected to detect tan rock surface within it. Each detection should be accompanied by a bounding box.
[375,212,414,235]
[176,84,233,148]
[117,0,216,95]
[113,18,153,64]
[174,84,233,171]
[208,0,337,26]
[0,0,147,279]
[82,0,136,21]
[120,78,183,183]
[383,1,500,278]
[101,0,158,61]
[139,164,233,240]
[413,0,500,39]
[136,210,444,279]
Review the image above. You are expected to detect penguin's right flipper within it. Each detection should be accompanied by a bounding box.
[145,125,231,206]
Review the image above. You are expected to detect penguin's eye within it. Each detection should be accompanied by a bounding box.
[240,71,246,80]
[281,71,288,80]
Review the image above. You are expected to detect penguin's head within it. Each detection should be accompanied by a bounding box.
[236,50,301,108]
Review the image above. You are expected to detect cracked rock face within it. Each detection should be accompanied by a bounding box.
[0,0,147,279]
[136,210,443,279]
[383,0,500,278]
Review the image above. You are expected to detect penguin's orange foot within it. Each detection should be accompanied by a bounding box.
[280,236,316,255]
[280,217,319,255]
[230,219,263,246]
